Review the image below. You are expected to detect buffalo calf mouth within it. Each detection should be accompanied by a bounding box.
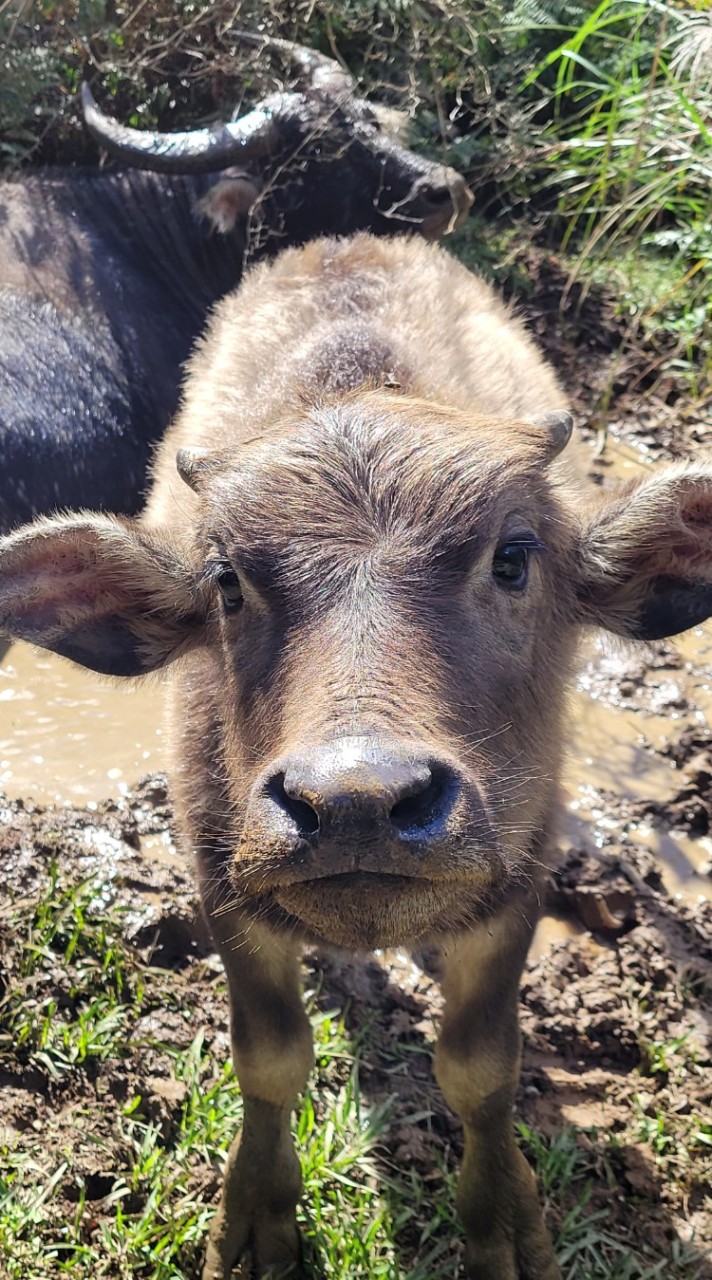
[270,871,493,949]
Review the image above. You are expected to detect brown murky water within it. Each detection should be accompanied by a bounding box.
[0,645,165,804]
[564,628,712,902]
[0,436,709,929]
[557,438,712,910]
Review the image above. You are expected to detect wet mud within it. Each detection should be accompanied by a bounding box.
[1,307,711,1275]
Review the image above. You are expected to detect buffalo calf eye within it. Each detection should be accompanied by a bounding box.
[215,566,243,611]
[492,543,529,589]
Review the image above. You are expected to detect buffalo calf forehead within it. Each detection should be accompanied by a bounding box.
[203,397,560,576]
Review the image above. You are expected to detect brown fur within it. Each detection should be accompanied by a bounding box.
[2,233,712,1280]
[144,235,569,522]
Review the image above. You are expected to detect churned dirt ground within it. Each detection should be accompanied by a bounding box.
[0,267,711,1279]
[1,771,710,1277]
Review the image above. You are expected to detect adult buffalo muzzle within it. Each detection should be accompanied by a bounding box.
[411,168,474,238]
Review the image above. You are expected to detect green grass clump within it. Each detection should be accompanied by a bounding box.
[0,996,444,1280]
[519,1124,704,1280]
[522,0,711,391]
[0,864,142,1077]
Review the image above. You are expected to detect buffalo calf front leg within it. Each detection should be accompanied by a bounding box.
[201,910,314,1280]
[435,902,561,1280]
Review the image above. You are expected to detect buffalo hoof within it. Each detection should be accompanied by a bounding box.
[460,1148,561,1280]
[201,1217,303,1280]
[464,1241,561,1280]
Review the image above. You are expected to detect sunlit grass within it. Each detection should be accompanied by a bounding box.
[518,1124,704,1280]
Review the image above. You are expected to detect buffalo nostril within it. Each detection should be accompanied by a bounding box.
[267,771,320,838]
[390,763,453,834]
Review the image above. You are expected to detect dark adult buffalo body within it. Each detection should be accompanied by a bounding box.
[0,36,471,530]
[3,233,709,1279]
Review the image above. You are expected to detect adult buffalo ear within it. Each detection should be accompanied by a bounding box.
[575,462,712,640]
[0,514,208,676]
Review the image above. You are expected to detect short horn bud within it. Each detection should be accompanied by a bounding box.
[528,410,574,461]
[176,448,213,492]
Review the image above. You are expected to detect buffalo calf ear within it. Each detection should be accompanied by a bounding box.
[0,514,206,676]
[631,576,712,642]
[575,463,712,640]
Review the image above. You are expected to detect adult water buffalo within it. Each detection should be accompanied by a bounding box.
[0,35,471,530]
[3,232,710,1278]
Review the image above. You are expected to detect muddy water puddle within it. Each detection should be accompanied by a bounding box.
[0,436,710,929]
[564,629,712,901]
[0,642,165,803]
[560,438,712,906]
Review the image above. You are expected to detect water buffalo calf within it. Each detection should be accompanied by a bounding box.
[2,234,712,1279]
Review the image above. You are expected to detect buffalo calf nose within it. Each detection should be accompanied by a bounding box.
[266,738,457,840]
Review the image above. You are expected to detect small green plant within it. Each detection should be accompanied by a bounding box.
[0,865,144,1077]
[635,1105,677,1158]
[14,862,133,988]
[640,1030,695,1080]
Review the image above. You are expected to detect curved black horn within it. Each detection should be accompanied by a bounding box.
[229,29,355,96]
[80,83,291,174]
